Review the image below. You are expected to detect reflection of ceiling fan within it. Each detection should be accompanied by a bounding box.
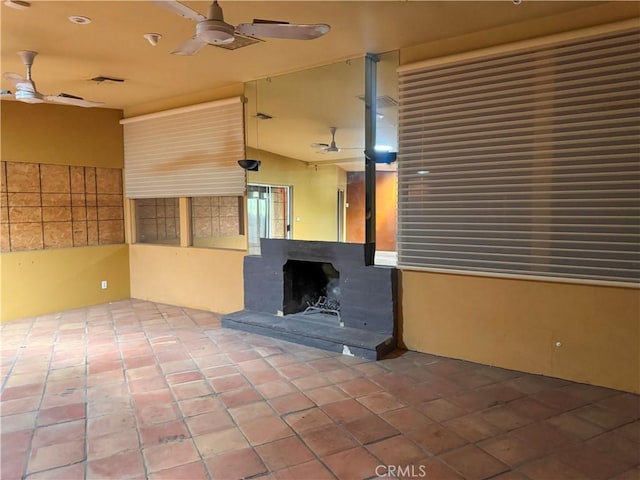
[2,50,103,108]
[154,0,331,55]
[311,127,361,154]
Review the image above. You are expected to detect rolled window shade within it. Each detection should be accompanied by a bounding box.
[122,97,245,198]
[397,26,640,286]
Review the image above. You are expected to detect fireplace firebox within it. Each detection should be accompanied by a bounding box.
[283,260,340,318]
[222,239,397,359]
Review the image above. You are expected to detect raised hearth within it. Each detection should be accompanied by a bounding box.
[222,239,398,360]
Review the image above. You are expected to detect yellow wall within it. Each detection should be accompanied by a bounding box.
[124,84,244,118]
[193,236,247,250]
[401,2,640,65]
[401,271,640,393]
[247,148,345,242]
[129,244,245,314]
[1,101,124,168]
[1,101,130,321]
[1,245,130,320]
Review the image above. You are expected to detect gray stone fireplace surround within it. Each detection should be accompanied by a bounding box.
[222,239,398,360]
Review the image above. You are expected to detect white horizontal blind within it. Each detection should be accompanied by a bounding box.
[122,97,245,198]
[397,27,640,285]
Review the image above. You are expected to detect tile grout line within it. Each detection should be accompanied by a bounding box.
[21,311,61,478]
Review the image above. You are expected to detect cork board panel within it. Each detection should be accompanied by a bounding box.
[9,193,41,206]
[1,223,9,251]
[73,221,88,247]
[87,206,98,221]
[42,207,72,222]
[0,196,8,225]
[98,207,123,221]
[72,193,86,206]
[70,167,85,193]
[72,206,87,221]
[96,168,122,194]
[99,220,125,245]
[87,221,99,245]
[0,161,124,252]
[85,168,97,193]
[1,161,6,193]
[10,223,44,251]
[44,222,73,249]
[6,162,40,193]
[40,164,71,193]
[9,207,42,223]
[98,194,122,207]
[42,193,71,207]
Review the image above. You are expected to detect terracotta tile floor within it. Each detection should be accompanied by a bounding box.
[1,299,638,480]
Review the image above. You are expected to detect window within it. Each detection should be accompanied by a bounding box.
[247,185,291,255]
[191,196,243,248]
[135,198,180,245]
[397,27,640,285]
[122,97,248,250]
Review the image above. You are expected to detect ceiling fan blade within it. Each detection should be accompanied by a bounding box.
[310,143,329,148]
[236,22,330,40]
[3,72,26,83]
[171,36,208,55]
[16,97,45,104]
[152,0,206,22]
[45,94,104,108]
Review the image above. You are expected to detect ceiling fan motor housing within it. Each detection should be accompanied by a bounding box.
[15,89,43,103]
[197,20,235,44]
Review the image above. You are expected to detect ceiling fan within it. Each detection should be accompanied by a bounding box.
[154,0,330,55]
[2,50,103,108]
[311,127,361,154]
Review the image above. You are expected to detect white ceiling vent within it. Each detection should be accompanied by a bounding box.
[357,94,398,108]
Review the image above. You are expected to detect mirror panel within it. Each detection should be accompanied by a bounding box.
[244,52,398,264]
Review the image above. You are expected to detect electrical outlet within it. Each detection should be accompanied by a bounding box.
[101,280,108,289]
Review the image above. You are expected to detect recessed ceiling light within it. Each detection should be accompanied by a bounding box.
[69,15,91,25]
[417,170,430,175]
[143,33,162,46]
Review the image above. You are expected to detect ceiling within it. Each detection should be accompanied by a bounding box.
[2,1,636,168]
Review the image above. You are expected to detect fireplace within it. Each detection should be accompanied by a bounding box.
[222,239,397,359]
[283,260,340,321]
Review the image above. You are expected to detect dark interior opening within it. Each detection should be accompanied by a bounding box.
[283,260,340,315]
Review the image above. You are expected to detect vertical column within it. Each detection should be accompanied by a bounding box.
[179,197,192,247]
[364,54,378,266]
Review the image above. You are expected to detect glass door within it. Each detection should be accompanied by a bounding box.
[247,184,291,254]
